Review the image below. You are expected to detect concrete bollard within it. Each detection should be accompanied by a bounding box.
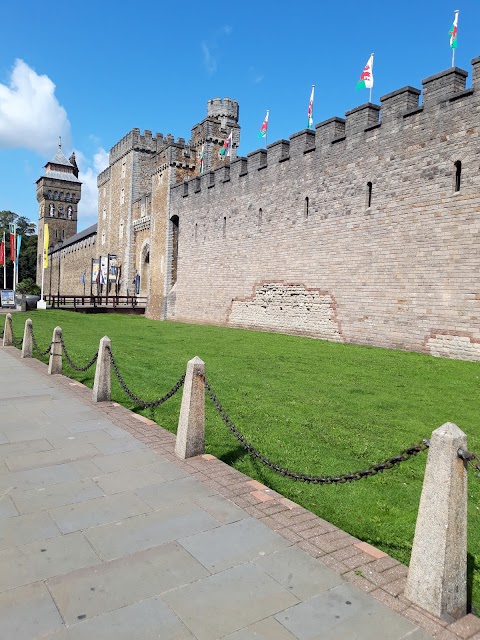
[48,326,63,375]
[175,356,205,459]
[405,422,468,620]
[3,313,13,346]
[93,336,111,402]
[21,319,33,358]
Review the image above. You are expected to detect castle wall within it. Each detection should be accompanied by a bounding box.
[168,59,480,360]
[45,232,96,298]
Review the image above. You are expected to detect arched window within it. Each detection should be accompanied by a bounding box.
[454,161,462,192]
[54,191,58,200]
[304,197,309,219]
[67,206,73,219]
[170,215,179,287]
[66,193,71,202]
[47,190,52,199]
[366,182,373,208]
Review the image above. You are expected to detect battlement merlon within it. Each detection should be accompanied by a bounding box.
[172,56,480,197]
[207,97,239,120]
[97,166,111,187]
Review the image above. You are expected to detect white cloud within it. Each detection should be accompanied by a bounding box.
[0,59,71,155]
[74,148,109,230]
[201,42,217,75]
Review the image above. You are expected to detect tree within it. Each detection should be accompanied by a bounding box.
[0,211,37,289]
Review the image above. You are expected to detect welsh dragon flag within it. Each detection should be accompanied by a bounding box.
[199,144,205,173]
[356,54,374,90]
[449,10,459,49]
[258,110,269,138]
[307,86,315,129]
[219,132,233,157]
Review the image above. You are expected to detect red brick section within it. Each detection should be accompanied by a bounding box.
[7,345,480,640]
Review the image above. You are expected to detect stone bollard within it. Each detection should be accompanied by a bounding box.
[93,336,111,402]
[175,356,205,459]
[21,319,33,358]
[405,422,468,620]
[48,326,63,375]
[3,313,13,347]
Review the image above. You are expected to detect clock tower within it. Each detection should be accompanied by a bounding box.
[36,143,82,284]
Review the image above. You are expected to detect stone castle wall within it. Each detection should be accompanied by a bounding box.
[167,59,480,360]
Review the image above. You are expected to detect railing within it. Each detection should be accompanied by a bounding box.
[48,294,148,309]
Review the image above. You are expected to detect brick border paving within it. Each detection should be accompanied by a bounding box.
[4,345,480,640]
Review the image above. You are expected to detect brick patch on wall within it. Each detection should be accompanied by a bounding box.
[424,330,480,362]
[227,282,344,340]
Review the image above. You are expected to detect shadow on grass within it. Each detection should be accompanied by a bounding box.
[219,445,249,466]
[468,552,477,614]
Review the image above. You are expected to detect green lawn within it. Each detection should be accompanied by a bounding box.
[7,310,480,613]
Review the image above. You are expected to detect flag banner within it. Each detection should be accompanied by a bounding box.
[91,258,100,284]
[108,254,117,282]
[258,110,269,138]
[43,225,49,269]
[356,54,374,90]
[100,256,108,285]
[9,223,15,262]
[219,132,233,157]
[16,235,22,276]
[307,86,315,129]
[449,10,459,49]
[0,234,4,266]
[80,271,86,284]
[199,144,205,173]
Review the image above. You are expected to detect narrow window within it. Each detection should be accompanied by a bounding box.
[366,182,373,208]
[194,223,198,242]
[223,216,227,238]
[170,215,179,287]
[305,197,309,219]
[454,161,462,192]
[120,188,125,205]
[258,208,263,228]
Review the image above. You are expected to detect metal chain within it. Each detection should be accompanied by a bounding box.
[106,346,185,408]
[59,336,98,372]
[203,375,429,484]
[458,448,480,478]
[31,330,52,356]
[12,334,23,348]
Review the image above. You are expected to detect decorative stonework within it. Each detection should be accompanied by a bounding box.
[133,216,151,232]
[228,283,343,340]
[424,330,480,361]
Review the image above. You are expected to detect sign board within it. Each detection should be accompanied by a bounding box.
[108,255,117,283]
[1,290,15,307]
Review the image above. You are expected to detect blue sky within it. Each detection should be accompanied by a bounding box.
[1,0,479,231]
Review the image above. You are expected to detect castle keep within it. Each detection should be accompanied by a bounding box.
[37,57,480,360]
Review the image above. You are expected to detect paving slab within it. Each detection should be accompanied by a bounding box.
[47,597,196,639]
[0,438,54,460]
[0,460,103,493]
[179,516,291,573]
[48,491,151,533]
[0,581,64,640]
[47,542,209,625]
[11,477,106,514]
[163,562,300,640]
[91,448,159,473]
[135,474,218,509]
[4,443,101,472]
[0,531,101,592]
[275,583,418,640]
[0,511,60,550]
[0,492,19,518]
[224,617,298,639]
[92,465,168,494]
[83,501,221,561]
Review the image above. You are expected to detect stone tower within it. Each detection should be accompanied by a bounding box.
[190,98,240,174]
[36,144,82,283]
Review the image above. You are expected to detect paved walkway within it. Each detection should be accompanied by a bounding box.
[0,345,477,640]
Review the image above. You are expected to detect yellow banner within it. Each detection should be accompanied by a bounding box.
[43,224,49,269]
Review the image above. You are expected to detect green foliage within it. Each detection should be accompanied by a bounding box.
[16,278,41,295]
[8,311,480,614]
[0,211,37,288]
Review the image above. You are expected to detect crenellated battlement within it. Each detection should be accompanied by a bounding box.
[174,58,480,199]
[207,97,239,120]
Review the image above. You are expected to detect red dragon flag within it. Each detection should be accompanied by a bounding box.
[258,110,269,138]
[449,10,459,49]
[219,132,233,157]
[356,54,374,90]
[307,86,315,129]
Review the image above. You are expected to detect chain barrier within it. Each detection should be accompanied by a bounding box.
[12,333,23,348]
[203,375,429,484]
[458,448,480,478]
[59,336,98,372]
[106,346,185,408]
[31,330,53,357]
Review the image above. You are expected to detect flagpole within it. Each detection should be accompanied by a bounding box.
[2,232,5,290]
[12,224,16,293]
[451,10,459,67]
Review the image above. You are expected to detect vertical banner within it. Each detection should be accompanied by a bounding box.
[108,254,117,283]
[43,225,49,269]
[91,258,100,284]
[100,256,108,286]
[0,232,4,266]
[9,223,15,261]
[16,234,22,284]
